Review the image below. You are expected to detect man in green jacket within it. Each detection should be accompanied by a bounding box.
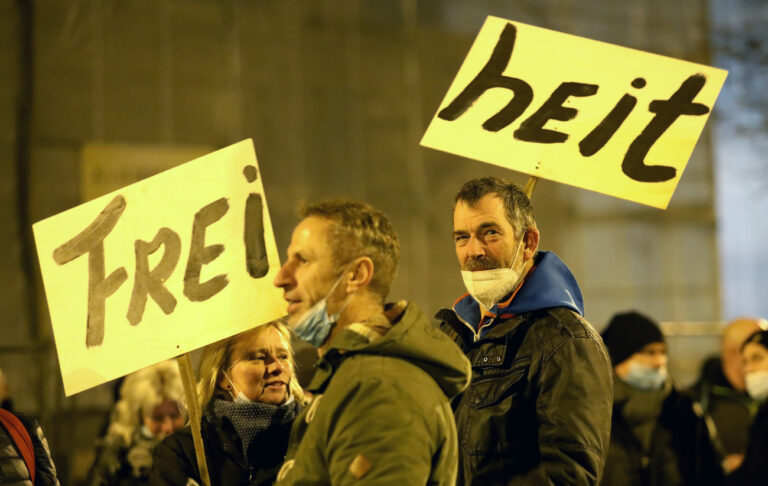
[273,199,471,485]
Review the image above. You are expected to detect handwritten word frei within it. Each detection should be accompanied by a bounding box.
[51,165,269,347]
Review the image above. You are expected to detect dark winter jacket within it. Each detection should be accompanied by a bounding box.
[686,356,756,458]
[602,379,724,486]
[150,402,295,486]
[274,302,471,485]
[87,429,159,486]
[727,400,768,486]
[437,251,613,485]
[0,412,60,486]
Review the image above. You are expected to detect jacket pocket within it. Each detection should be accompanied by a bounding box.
[462,353,533,456]
[468,358,529,409]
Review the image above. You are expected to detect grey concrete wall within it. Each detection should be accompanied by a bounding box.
[1,0,724,482]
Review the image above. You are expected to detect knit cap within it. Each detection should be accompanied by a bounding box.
[601,311,664,366]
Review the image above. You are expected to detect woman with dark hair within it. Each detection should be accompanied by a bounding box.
[728,328,768,486]
[150,322,305,486]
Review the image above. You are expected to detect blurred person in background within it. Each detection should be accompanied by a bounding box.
[151,322,305,486]
[727,329,768,486]
[0,368,60,485]
[88,361,186,486]
[601,311,724,486]
[687,317,765,472]
[0,369,13,411]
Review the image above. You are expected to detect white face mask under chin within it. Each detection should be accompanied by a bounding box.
[461,236,524,310]
[745,370,768,401]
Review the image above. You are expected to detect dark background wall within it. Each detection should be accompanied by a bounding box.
[1,0,764,483]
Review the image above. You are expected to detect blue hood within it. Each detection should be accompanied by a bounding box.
[454,251,584,336]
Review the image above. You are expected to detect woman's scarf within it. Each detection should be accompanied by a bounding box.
[210,397,299,453]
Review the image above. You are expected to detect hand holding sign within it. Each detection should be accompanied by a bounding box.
[421,16,727,208]
[33,139,284,396]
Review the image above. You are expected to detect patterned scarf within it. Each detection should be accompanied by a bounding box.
[210,397,299,453]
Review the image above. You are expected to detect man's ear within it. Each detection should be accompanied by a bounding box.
[346,257,374,293]
[523,228,540,261]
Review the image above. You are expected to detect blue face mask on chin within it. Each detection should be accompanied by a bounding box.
[623,361,668,391]
[292,274,350,347]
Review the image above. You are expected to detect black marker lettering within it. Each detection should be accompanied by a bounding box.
[437,23,533,132]
[515,82,598,143]
[52,195,128,347]
[183,198,230,302]
[580,78,646,157]
[127,227,182,326]
[243,165,258,183]
[243,166,269,278]
[623,74,710,182]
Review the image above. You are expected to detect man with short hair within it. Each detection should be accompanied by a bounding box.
[601,311,724,486]
[437,176,612,484]
[273,199,471,485]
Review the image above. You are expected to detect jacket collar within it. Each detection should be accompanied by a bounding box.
[450,251,584,338]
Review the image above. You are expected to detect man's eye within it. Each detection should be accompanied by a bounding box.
[455,235,468,243]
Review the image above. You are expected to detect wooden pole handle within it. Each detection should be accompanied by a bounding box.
[523,176,539,199]
[176,354,211,486]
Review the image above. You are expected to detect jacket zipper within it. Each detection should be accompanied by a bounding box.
[453,310,481,343]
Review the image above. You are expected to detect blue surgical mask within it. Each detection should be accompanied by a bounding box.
[292,273,350,347]
[623,361,668,391]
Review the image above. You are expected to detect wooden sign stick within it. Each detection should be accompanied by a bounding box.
[524,175,538,198]
[176,353,211,486]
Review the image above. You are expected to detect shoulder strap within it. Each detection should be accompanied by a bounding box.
[0,409,35,483]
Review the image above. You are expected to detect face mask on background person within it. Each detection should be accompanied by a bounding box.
[622,361,668,391]
[292,272,351,347]
[745,370,768,401]
[461,236,525,310]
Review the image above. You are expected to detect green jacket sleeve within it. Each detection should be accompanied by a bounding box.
[510,336,613,485]
[325,377,450,485]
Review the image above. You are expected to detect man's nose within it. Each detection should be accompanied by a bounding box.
[466,236,486,258]
[652,354,667,369]
[273,263,291,288]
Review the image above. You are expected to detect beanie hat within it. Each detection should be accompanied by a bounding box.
[601,311,664,366]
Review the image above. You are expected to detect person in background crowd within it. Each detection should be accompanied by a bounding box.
[438,176,612,484]
[151,322,305,486]
[0,369,13,411]
[272,199,470,485]
[687,317,765,472]
[727,329,768,485]
[601,311,724,486]
[88,360,186,486]
[0,368,60,485]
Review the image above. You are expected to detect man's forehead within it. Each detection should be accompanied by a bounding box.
[639,342,666,352]
[454,195,512,227]
[288,216,333,255]
[744,342,767,356]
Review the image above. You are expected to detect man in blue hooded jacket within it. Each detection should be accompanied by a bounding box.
[437,177,613,485]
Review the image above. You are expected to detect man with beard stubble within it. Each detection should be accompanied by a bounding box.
[436,176,613,485]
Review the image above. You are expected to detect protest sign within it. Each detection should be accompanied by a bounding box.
[33,139,284,396]
[421,16,728,209]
